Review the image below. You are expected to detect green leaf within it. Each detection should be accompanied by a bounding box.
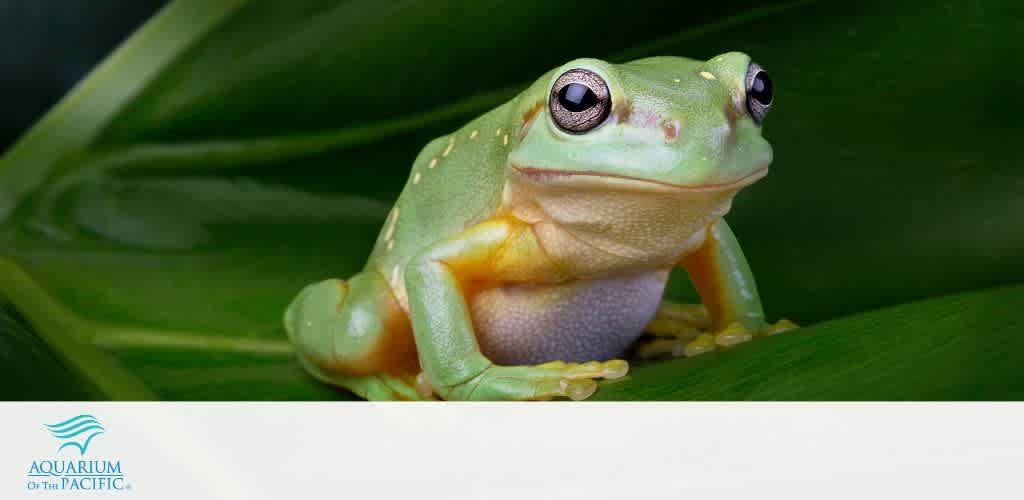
[1,0,1020,400]
[595,284,1024,400]
[0,302,96,400]
[0,260,154,400]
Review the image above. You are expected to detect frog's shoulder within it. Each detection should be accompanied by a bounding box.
[410,135,452,172]
[366,100,519,274]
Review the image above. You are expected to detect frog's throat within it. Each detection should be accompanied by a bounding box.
[511,165,768,193]
[501,165,763,274]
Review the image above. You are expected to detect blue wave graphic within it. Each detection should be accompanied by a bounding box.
[45,415,104,455]
[45,414,97,430]
[47,419,100,435]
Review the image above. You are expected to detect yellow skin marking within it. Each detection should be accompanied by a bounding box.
[284,53,796,401]
[383,207,399,241]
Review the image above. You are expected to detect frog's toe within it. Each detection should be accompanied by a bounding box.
[684,333,718,356]
[370,374,430,401]
[669,323,753,357]
[636,315,800,360]
[527,360,629,400]
[536,359,630,380]
[713,322,754,347]
[633,332,717,359]
[476,373,595,401]
[553,378,599,401]
[447,360,629,401]
[634,338,687,359]
[510,377,598,401]
[763,318,799,336]
[646,302,710,339]
[635,323,753,359]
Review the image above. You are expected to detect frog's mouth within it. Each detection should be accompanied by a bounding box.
[511,165,768,193]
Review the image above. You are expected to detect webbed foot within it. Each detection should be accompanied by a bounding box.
[440,359,629,401]
[637,301,797,359]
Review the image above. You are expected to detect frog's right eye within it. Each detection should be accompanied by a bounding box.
[744,62,773,124]
[549,68,611,133]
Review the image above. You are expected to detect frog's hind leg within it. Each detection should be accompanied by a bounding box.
[284,270,425,400]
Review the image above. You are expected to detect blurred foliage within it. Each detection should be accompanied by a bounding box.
[0,0,167,149]
[0,0,1021,400]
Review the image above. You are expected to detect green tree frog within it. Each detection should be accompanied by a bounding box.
[284,52,795,400]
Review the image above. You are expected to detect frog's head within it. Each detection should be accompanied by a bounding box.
[504,53,775,264]
[509,52,773,192]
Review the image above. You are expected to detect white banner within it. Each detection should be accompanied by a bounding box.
[2,403,1021,499]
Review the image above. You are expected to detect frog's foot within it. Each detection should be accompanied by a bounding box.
[442,359,629,401]
[297,355,431,401]
[636,302,708,359]
[646,302,711,338]
[636,318,798,359]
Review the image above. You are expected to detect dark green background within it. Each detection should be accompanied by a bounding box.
[1,0,1021,400]
[0,1,167,149]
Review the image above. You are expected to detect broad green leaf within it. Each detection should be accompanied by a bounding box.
[595,284,1024,400]
[0,0,1020,400]
[0,303,96,400]
[0,260,154,399]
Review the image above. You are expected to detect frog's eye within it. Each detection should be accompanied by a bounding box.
[549,68,611,133]
[745,62,773,124]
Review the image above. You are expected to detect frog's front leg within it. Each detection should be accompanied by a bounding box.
[405,218,628,401]
[637,219,796,359]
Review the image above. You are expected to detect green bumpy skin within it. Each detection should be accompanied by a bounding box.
[284,53,795,401]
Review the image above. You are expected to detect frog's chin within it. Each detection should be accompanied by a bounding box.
[511,165,768,193]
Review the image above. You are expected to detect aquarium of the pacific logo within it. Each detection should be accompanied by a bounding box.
[25,414,132,492]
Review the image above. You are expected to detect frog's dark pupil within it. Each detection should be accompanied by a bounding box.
[558,83,598,112]
[750,71,773,105]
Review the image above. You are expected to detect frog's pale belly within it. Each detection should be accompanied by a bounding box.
[469,269,670,365]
